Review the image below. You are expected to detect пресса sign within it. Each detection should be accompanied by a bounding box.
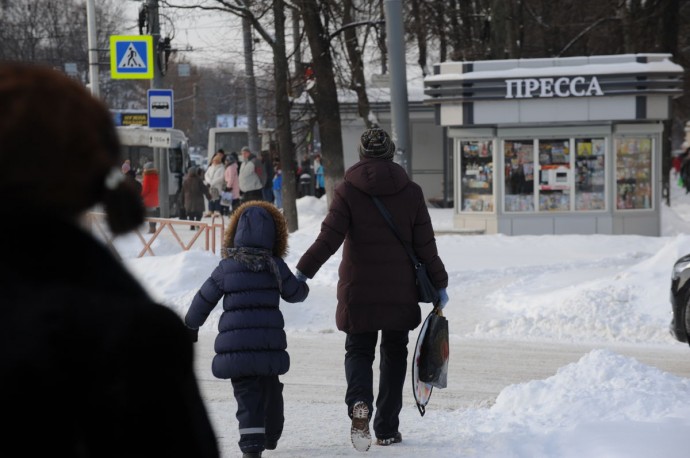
[505,76,604,99]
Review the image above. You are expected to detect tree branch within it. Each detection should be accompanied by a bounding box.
[328,19,384,42]
[162,0,275,47]
[557,16,617,57]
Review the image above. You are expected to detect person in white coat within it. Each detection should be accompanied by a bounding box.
[238,146,266,203]
[204,151,226,216]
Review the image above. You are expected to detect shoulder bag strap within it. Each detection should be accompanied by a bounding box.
[371,196,421,267]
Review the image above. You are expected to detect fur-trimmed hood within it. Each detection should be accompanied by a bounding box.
[222,201,288,258]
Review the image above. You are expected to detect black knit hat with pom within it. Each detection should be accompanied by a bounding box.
[359,127,395,160]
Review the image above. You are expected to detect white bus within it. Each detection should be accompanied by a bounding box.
[207,127,275,161]
[116,126,191,217]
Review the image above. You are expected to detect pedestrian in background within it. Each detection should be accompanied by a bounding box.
[239,146,266,203]
[185,201,309,458]
[182,166,211,230]
[0,62,218,458]
[224,152,241,214]
[295,127,449,451]
[205,151,226,216]
[141,160,160,234]
[674,147,689,186]
[122,159,142,197]
[261,150,275,204]
[314,154,325,198]
[273,162,283,210]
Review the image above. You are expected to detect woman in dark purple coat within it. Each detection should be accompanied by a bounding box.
[296,127,449,451]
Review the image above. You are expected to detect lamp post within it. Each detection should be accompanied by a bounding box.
[383,0,411,176]
[86,0,99,97]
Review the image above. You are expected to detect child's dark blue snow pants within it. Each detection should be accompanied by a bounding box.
[231,375,284,453]
[344,330,409,441]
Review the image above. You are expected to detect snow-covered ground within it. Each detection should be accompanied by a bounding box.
[111,177,690,457]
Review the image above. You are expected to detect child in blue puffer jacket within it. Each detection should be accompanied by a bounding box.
[185,200,309,458]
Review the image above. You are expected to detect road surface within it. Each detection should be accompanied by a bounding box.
[192,331,690,457]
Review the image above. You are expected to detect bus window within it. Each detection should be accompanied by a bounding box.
[215,132,248,155]
[170,148,184,173]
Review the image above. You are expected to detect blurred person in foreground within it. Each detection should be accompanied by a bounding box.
[295,127,449,451]
[0,63,219,457]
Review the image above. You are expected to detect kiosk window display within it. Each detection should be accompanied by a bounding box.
[503,137,608,213]
[538,139,571,211]
[460,140,494,212]
[504,140,535,212]
[615,137,653,210]
[575,138,606,211]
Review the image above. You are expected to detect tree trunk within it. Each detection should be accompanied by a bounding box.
[273,0,299,232]
[242,13,260,154]
[409,0,428,76]
[342,0,374,128]
[436,0,448,62]
[299,0,346,204]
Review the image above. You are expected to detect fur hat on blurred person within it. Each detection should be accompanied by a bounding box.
[0,63,144,234]
[358,127,396,160]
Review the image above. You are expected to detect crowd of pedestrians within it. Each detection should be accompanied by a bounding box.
[175,144,328,222]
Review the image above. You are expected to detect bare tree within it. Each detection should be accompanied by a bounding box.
[298,0,346,201]
[0,0,125,73]
[335,0,377,127]
[162,0,301,231]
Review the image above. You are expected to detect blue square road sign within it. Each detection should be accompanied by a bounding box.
[148,89,174,129]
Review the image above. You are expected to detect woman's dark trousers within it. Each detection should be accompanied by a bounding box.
[344,330,409,440]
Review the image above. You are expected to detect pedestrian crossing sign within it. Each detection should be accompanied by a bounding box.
[110,35,154,79]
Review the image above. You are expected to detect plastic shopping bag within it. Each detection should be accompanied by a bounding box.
[418,308,449,388]
[412,308,449,416]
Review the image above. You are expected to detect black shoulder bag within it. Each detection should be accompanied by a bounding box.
[371,196,440,305]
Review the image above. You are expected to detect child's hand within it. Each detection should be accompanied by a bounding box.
[295,269,308,282]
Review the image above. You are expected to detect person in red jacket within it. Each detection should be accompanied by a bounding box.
[295,127,449,451]
[141,161,160,233]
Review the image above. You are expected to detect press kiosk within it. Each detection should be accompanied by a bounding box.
[424,54,684,235]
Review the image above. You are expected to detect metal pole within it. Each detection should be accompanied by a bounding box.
[86,0,99,97]
[243,13,260,154]
[147,0,169,217]
[383,0,411,176]
[148,0,163,90]
[443,126,450,207]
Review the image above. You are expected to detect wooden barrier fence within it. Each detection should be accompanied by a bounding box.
[85,212,227,258]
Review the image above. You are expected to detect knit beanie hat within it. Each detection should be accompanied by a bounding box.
[359,127,395,160]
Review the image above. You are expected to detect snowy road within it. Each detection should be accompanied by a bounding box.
[192,331,690,457]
